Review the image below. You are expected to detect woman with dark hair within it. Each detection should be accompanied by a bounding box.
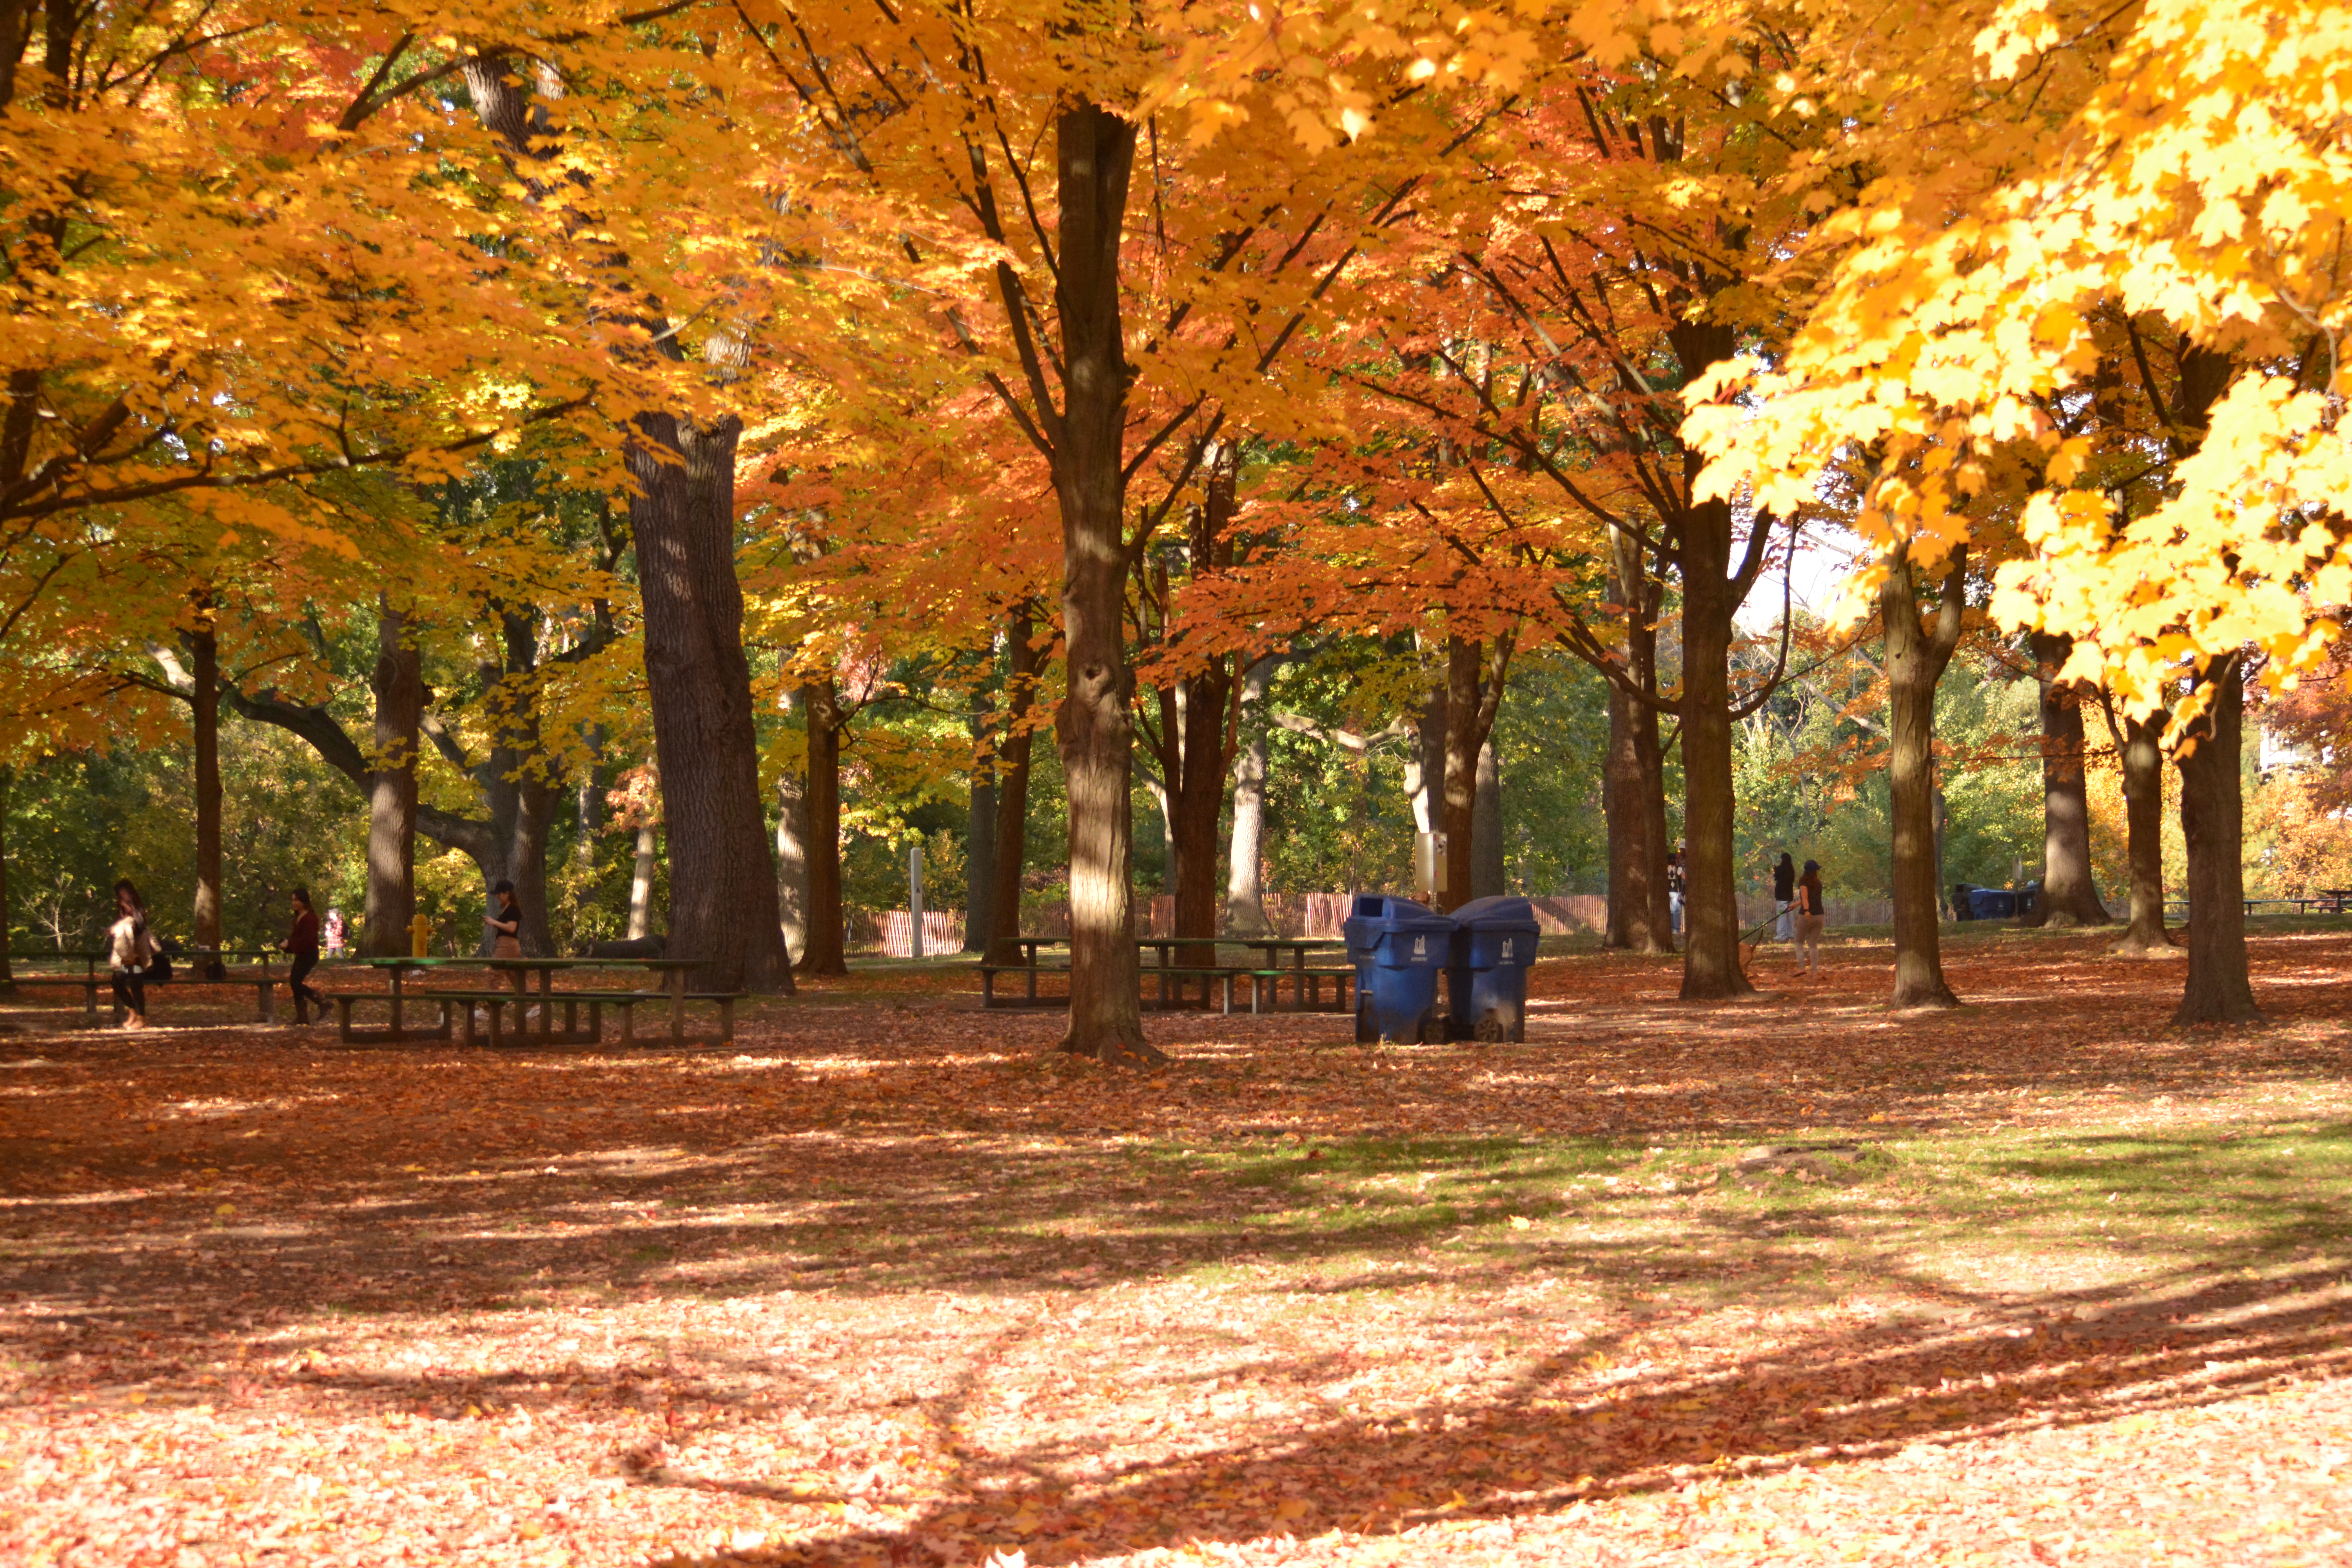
[279,887,325,1024]
[107,879,152,1029]
[484,879,529,1030]
[1793,859,1828,976]
[1772,852,1797,942]
[485,880,523,958]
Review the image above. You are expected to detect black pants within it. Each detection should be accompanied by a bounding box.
[289,953,322,1016]
[112,971,145,1016]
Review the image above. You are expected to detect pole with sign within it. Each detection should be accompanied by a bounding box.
[909,843,926,959]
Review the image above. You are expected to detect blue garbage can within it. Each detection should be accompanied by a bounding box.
[1967,886,2018,920]
[1341,894,1455,1043]
[1445,896,1542,1042]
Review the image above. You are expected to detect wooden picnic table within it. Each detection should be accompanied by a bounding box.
[335,956,720,1047]
[6,947,289,1026]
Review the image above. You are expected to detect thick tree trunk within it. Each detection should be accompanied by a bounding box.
[2105,701,2176,952]
[963,722,996,954]
[190,614,224,976]
[0,765,13,989]
[1168,664,1233,962]
[796,677,848,975]
[2024,631,2110,927]
[985,610,1042,965]
[1223,656,1275,936]
[1440,634,1512,911]
[361,604,422,958]
[2174,653,2261,1024]
[1048,105,1154,1065]
[507,771,556,956]
[626,825,659,940]
[775,766,808,963]
[1882,547,1967,1007]
[625,411,793,995]
[1600,545,1673,952]
[1675,497,1751,999]
[1472,737,1504,898]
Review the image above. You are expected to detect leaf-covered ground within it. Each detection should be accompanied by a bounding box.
[6,926,2352,1566]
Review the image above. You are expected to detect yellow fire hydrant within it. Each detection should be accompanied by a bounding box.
[410,913,432,957]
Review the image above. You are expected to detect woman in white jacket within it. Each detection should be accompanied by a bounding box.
[108,879,152,1029]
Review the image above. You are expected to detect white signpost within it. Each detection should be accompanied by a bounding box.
[909,844,926,959]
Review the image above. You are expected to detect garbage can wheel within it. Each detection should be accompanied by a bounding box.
[1474,1012,1507,1043]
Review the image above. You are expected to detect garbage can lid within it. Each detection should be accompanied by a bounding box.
[1345,894,1456,932]
[1446,895,1539,931]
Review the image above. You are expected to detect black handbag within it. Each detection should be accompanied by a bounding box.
[141,925,171,983]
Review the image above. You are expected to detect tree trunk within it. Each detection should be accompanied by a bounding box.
[625,410,793,995]
[985,609,1042,966]
[363,604,424,958]
[963,720,996,955]
[1882,546,1968,1007]
[2024,630,2110,926]
[2173,653,2261,1024]
[1223,656,1275,937]
[1048,105,1154,1065]
[774,764,807,962]
[1440,633,1512,910]
[1599,543,1673,952]
[1675,495,1751,999]
[190,613,224,976]
[2104,700,2176,953]
[1168,663,1233,962]
[1472,736,1504,898]
[507,769,556,956]
[796,676,847,975]
[0,765,13,989]
[626,825,659,940]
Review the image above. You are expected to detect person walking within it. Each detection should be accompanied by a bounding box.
[1667,846,1687,936]
[323,907,347,958]
[1772,852,1797,942]
[484,879,530,1031]
[1792,859,1828,976]
[107,879,152,1030]
[280,887,326,1025]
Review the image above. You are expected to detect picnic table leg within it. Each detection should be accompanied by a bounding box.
[83,980,99,1028]
[389,969,405,1039]
[1025,967,1038,1004]
[717,997,734,1045]
[670,969,686,1047]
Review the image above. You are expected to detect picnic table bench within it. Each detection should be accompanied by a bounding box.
[980,937,1354,1014]
[323,956,742,1048]
[5,949,292,1027]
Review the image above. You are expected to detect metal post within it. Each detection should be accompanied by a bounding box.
[909,844,926,960]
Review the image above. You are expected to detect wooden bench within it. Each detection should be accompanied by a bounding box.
[981,964,1073,1009]
[325,989,457,1044]
[11,967,285,1027]
[542,988,743,1047]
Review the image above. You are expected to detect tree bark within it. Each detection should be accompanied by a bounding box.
[190,610,224,975]
[0,765,13,989]
[1882,546,1968,1008]
[1440,633,1512,910]
[2174,653,2262,1024]
[2024,631,2110,926]
[1047,105,1154,1065]
[796,675,847,975]
[363,602,422,957]
[1224,655,1276,937]
[1596,537,1673,952]
[773,763,807,962]
[2102,698,2176,953]
[1674,493,1752,999]
[625,412,792,994]
[985,608,1042,966]
[1472,736,1504,899]
[626,824,659,940]
[963,717,996,954]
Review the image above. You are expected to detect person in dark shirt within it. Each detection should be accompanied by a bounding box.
[1793,860,1827,975]
[1667,847,1687,935]
[1773,852,1797,942]
[280,887,325,1024]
